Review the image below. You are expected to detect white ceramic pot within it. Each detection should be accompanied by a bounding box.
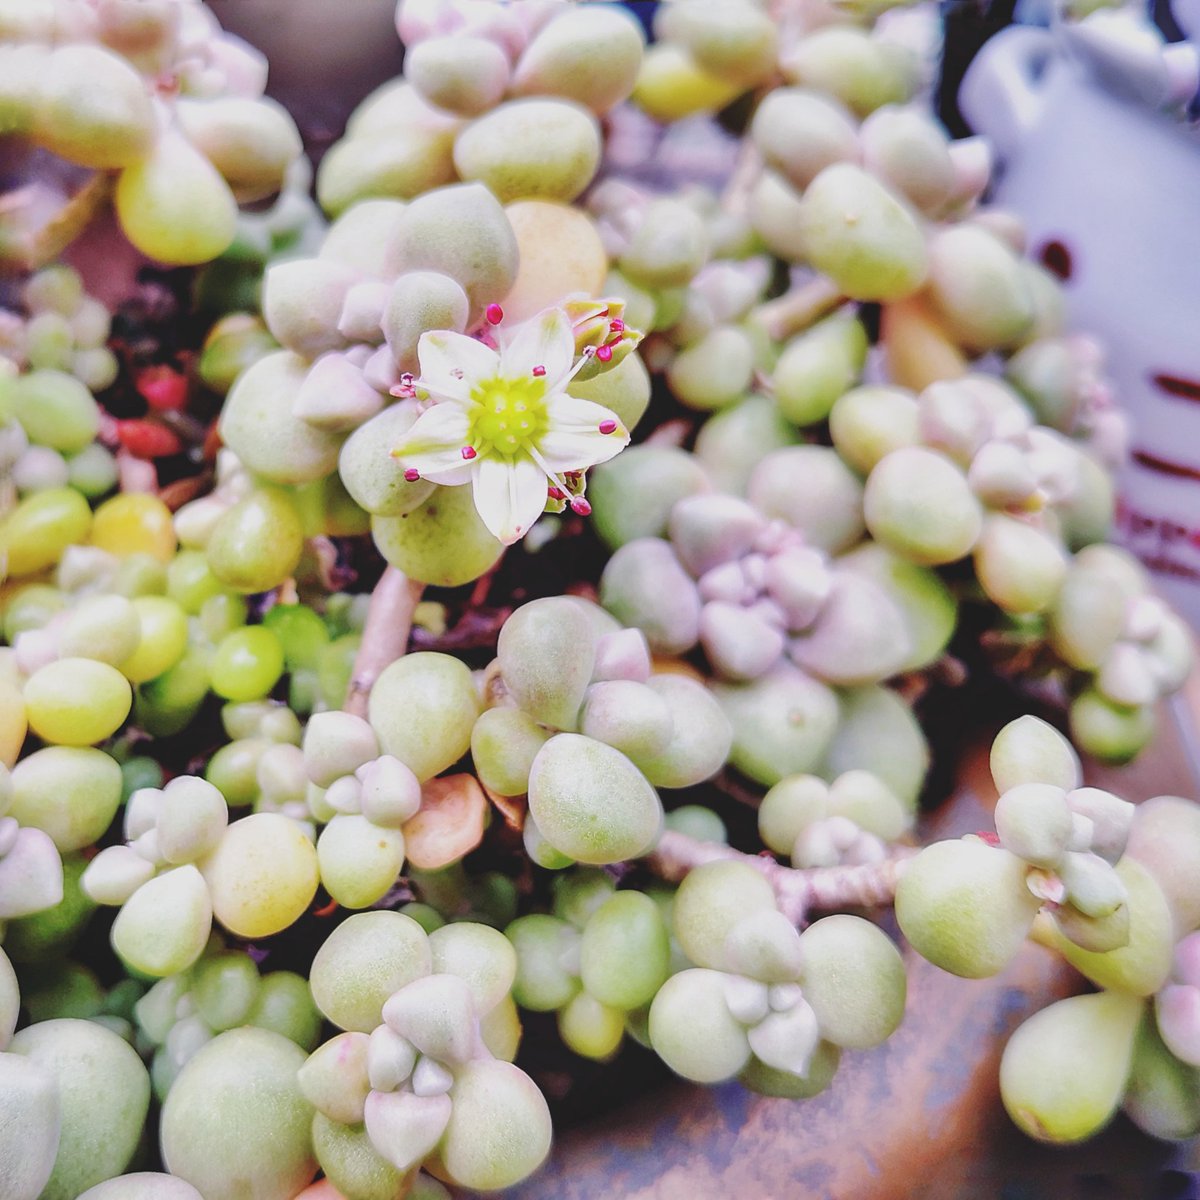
[961,23,1200,624]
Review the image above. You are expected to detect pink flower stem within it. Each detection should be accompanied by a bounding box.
[343,566,426,717]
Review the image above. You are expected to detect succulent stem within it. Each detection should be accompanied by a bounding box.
[649,829,915,925]
[752,277,846,343]
[343,566,427,717]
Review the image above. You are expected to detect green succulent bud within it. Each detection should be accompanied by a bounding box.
[178,96,302,203]
[926,226,1035,352]
[1043,857,1173,996]
[316,128,457,217]
[599,538,702,656]
[1069,688,1155,766]
[994,783,1073,868]
[620,199,709,289]
[382,183,519,322]
[667,325,756,412]
[161,1028,315,1200]
[973,515,1068,615]
[527,733,663,864]
[772,313,868,427]
[116,131,239,266]
[499,596,598,731]
[748,171,808,264]
[372,485,505,588]
[453,98,602,205]
[781,28,920,117]
[369,652,480,782]
[715,664,840,786]
[319,200,408,276]
[34,44,154,168]
[895,839,1041,978]
[796,164,928,302]
[751,88,861,191]
[860,106,957,216]
[512,5,645,114]
[382,271,469,375]
[633,42,743,122]
[999,991,1142,1144]
[11,1018,150,1200]
[590,445,711,549]
[749,445,865,553]
[864,446,982,565]
[407,34,510,117]
[656,0,778,87]
[693,395,799,496]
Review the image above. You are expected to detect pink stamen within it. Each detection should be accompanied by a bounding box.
[610,319,625,333]
[389,371,417,399]
[532,365,546,377]
[599,419,618,435]
[485,304,504,326]
[461,446,477,460]
[570,497,592,516]
[548,486,566,501]
[596,344,613,362]
[404,468,421,482]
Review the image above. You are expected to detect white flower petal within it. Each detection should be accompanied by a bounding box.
[391,403,473,479]
[422,464,474,486]
[546,392,627,433]
[415,330,499,401]
[501,308,575,386]
[472,456,548,545]
[538,392,630,472]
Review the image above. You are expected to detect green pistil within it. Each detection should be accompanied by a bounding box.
[468,375,550,460]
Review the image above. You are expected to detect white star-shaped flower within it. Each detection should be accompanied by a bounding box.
[391,306,631,545]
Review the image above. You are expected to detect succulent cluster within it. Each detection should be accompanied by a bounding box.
[299,912,546,1195]
[482,595,731,864]
[649,864,905,1095]
[895,715,1200,1143]
[83,771,320,976]
[0,0,302,266]
[1,0,1199,1197]
[134,943,321,1099]
[506,869,675,1061]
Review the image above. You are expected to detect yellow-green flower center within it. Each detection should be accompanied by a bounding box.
[467,375,550,460]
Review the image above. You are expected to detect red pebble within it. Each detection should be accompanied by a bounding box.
[485,303,504,325]
[599,419,618,435]
[596,344,613,362]
[570,496,592,516]
[461,446,477,460]
[137,364,188,412]
[116,418,183,459]
[404,468,421,482]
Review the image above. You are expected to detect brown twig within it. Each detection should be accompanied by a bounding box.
[753,277,846,343]
[343,566,426,717]
[648,829,916,925]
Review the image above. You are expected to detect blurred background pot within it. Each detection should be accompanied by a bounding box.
[961,20,1200,628]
